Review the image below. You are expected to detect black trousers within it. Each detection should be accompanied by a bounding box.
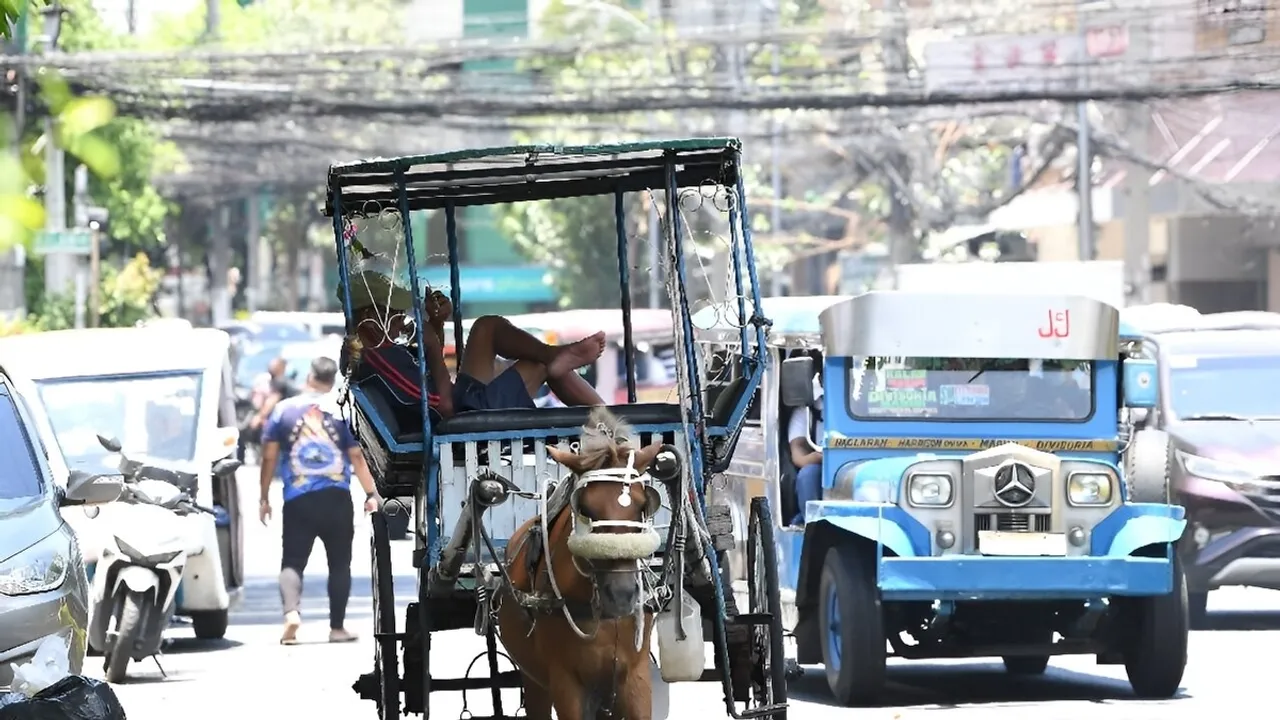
[279,487,354,629]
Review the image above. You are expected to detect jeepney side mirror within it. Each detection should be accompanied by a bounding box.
[781,356,815,408]
[1122,358,1158,409]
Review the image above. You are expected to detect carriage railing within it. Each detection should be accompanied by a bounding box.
[429,423,683,568]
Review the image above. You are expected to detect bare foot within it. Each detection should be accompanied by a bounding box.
[547,332,606,379]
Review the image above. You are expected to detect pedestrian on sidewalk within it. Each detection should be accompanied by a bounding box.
[258,357,382,645]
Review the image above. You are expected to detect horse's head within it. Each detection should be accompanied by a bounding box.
[547,407,665,615]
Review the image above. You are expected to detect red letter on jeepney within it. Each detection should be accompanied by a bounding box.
[1038,309,1071,338]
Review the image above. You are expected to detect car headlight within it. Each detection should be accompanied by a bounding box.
[1177,451,1257,486]
[1067,472,1114,506]
[0,532,70,596]
[906,473,953,507]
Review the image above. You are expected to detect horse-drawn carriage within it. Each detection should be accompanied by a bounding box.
[324,138,788,719]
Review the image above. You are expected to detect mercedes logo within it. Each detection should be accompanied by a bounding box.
[993,462,1036,507]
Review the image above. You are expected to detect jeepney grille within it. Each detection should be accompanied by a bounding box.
[1242,476,1280,520]
[974,513,1051,538]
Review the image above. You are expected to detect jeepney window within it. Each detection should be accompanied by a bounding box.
[848,357,1094,422]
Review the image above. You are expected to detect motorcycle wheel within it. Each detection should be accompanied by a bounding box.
[105,591,145,684]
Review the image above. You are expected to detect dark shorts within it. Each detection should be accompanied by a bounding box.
[453,366,535,412]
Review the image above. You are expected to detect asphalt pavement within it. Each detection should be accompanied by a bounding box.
[88,465,1279,719]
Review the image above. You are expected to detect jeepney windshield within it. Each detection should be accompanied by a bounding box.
[848,357,1094,422]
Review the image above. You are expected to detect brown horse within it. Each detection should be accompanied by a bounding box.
[497,407,666,719]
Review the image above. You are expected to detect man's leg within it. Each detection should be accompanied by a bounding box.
[279,496,319,643]
[461,315,605,384]
[546,370,605,407]
[793,463,823,526]
[316,488,356,640]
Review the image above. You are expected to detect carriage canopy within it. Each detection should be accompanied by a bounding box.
[819,292,1120,361]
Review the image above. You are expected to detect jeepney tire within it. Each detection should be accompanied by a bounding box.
[818,544,885,706]
[1002,655,1050,675]
[1122,552,1189,699]
[1188,591,1209,630]
[1123,429,1173,503]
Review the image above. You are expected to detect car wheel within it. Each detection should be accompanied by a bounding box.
[192,609,229,640]
[818,544,885,706]
[1122,553,1188,698]
[1003,655,1050,675]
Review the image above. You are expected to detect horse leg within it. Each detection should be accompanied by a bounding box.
[610,659,653,720]
[521,676,554,720]
[548,669,588,720]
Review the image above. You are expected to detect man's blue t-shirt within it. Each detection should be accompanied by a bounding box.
[263,391,357,503]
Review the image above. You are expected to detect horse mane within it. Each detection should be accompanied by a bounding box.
[575,406,636,473]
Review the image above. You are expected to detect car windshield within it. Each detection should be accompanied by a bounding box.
[36,372,203,469]
[1168,354,1280,420]
[849,357,1094,422]
[0,389,43,502]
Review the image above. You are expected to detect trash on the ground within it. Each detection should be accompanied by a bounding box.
[0,676,127,720]
[10,635,71,698]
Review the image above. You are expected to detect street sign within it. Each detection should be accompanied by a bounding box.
[34,229,93,255]
[923,34,1085,96]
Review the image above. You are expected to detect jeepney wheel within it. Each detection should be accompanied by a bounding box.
[745,497,788,715]
[371,511,401,720]
[819,543,885,706]
[1121,552,1189,698]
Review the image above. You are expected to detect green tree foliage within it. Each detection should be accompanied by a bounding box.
[56,0,176,246]
[23,251,162,331]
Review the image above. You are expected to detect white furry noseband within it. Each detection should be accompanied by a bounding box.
[565,453,663,561]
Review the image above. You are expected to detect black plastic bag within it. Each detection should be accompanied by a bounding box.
[0,676,127,720]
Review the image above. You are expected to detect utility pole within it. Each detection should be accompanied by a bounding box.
[72,165,88,328]
[768,0,785,296]
[1122,13,1151,305]
[882,0,914,286]
[1076,0,1095,261]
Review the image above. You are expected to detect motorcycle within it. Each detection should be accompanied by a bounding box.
[86,434,241,683]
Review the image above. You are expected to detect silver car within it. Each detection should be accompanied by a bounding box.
[0,367,122,687]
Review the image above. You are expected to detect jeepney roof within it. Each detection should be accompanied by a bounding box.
[505,309,673,344]
[819,292,1120,360]
[692,295,848,346]
[0,327,231,381]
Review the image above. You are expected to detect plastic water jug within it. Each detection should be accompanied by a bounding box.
[655,589,705,682]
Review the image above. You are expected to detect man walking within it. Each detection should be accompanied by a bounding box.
[259,357,381,644]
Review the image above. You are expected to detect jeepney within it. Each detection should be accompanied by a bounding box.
[700,291,1188,706]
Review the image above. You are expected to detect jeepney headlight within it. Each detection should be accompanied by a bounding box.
[906,473,953,507]
[1067,472,1114,506]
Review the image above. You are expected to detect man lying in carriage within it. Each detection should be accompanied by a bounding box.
[329,139,788,720]
[342,265,609,416]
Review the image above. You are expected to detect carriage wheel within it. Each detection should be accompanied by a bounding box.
[371,511,401,720]
[745,496,789,715]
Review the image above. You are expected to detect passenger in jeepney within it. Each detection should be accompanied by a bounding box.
[342,269,607,419]
[787,355,824,527]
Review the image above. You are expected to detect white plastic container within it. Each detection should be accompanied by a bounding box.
[655,589,705,683]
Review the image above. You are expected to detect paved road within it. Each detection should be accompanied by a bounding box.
[89,465,1280,719]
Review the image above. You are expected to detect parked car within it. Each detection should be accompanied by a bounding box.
[1124,306,1280,626]
[0,364,124,687]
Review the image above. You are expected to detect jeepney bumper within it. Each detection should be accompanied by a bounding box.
[877,556,1175,601]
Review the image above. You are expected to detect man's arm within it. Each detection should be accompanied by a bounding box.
[347,447,379,500]
[253,391,283,428]
[422,330,454,418]
[259,441,280,505]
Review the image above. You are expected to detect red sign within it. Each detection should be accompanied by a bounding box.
[1085,26,1129,58]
